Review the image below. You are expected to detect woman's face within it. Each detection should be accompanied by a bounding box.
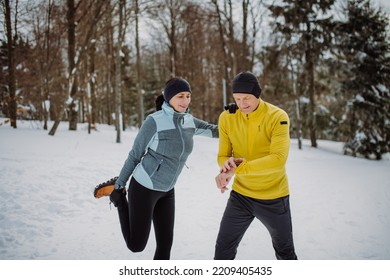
[169,92,191,113]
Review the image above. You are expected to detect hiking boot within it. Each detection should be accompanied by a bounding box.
[93,177,118,198]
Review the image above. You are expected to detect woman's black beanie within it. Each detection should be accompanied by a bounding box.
[163,78,192,102]
[231,71,262,98]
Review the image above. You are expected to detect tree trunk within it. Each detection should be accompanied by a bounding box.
[67,0,78,131]
[105,14,113,126]
[227,0,236,75]
[49,119,61,136]
[48,0,107,135]
[42,0,53,130]
[212,0,231,101]
[168,0,177,76]
[241,0,249,70]
[295,99,302,150]
[88,38,97,133]
[135,0,144,128]
[290,58,302,150]
[4,0,17,128]
[114,0,124,143]
[305,24,317,148]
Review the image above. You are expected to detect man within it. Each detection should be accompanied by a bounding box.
[214,71,297,260]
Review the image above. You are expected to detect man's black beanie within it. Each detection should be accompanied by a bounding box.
[163,78,192,102]
[231,71,262,98]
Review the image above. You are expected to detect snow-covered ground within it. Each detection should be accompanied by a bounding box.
[1,119,389,261]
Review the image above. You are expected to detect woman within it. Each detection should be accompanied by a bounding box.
[96,78,218,259]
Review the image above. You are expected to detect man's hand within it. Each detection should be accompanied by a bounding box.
[215,157,244,193]
[221,157,244,173]
[215,170,234,193]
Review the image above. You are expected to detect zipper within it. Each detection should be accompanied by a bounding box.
[156,159,163,171]
[247,113,250,155]
[151,159,163,177]
[172,115,185,188]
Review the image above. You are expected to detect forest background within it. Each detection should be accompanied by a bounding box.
[1,0,389,159]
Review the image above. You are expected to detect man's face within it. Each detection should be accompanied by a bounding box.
[233,93,260,114]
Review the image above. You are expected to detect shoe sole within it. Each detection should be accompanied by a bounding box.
[94,184,115,198]
[93,176,118,198]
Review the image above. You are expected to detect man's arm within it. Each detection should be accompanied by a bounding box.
[217,112,233,166]
[235,112,290,176]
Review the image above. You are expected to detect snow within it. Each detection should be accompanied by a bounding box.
[355,94,365,102]
[0,119,390,261]
[376,83,388,94]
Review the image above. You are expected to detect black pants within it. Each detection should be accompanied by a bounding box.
[215,191,297,260]
[116,177,175,260]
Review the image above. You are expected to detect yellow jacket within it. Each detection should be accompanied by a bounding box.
[217,99,290,199]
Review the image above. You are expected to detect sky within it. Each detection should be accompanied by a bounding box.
[376,0,390,11]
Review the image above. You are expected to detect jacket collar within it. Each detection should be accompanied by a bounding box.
[162,101,190,116]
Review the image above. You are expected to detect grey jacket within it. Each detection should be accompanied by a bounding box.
[115,102,218,192]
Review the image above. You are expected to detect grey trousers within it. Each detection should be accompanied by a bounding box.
[214,190,297,260]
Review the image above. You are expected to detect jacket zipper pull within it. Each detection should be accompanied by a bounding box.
[156,159,163,171]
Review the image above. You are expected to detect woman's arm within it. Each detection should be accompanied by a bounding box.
[115,117,157,188]
[193,117,219,138]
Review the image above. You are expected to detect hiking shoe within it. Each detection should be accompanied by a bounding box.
[93,177,118,198]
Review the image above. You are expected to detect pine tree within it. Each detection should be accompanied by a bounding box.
[336,0,390,159]
[269,0,335,148]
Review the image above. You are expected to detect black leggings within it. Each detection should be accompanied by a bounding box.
[116,177,175,260]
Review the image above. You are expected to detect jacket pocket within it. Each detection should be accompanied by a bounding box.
[150,159,163,177]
